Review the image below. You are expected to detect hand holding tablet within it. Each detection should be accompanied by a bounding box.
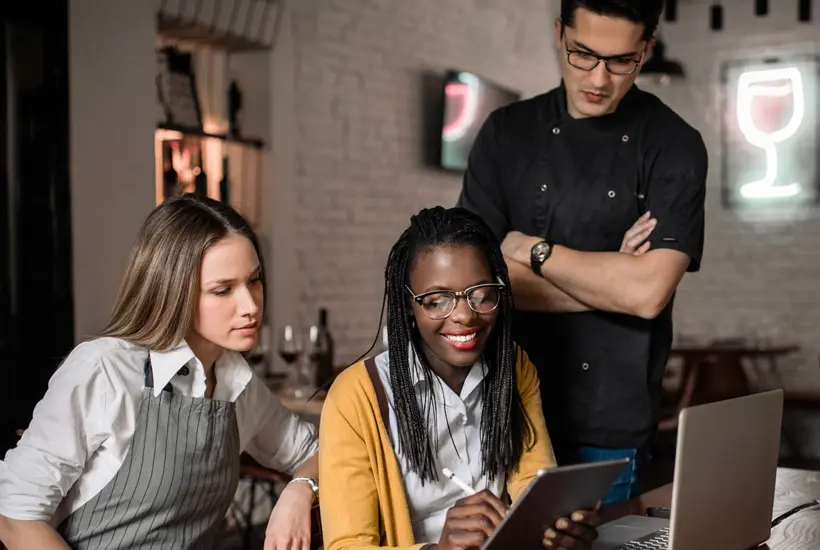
[435,459,627,550]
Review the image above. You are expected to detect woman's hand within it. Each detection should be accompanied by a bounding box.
[434,489,508,550]
[263,481,315,550]
[542,508,601,550]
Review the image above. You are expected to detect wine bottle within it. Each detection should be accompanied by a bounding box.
[219,154,230,204]
[310,308,335,388]
[194,146,207,197]
[162,144,178,201]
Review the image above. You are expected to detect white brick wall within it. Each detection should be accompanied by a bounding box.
[270,0,562,364]
[271,0,820,408]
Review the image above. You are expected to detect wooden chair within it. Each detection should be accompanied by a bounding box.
[782,355,820,410]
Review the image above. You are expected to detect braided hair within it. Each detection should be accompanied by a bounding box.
[371,206,535,485]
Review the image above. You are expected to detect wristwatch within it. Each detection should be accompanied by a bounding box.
[289,476,319,499]
[530,241,552,275]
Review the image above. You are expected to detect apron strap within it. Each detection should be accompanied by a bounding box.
[364,357,389,428]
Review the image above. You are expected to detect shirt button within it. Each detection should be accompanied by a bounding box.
[607,190,616,198]
[540,184,547,192]
[622,134,629,142]
[582,362,590,371]
[552,127,560,135]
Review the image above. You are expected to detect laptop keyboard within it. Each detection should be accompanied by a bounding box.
[611,527,670,549]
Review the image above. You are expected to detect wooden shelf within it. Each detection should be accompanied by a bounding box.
[157,14,272,52]
[157,123,265,149]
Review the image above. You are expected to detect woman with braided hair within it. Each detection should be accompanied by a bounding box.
[319,206,600,550]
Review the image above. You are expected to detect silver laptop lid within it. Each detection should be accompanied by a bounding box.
[669,389,783,550]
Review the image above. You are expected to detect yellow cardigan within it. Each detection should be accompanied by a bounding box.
[318,348,557,550]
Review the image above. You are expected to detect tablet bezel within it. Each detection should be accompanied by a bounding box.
[483,458,631,550]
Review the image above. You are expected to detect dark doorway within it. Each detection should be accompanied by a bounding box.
[0,0,73,453]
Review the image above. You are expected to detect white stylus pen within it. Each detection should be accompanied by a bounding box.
[442,467,477,496]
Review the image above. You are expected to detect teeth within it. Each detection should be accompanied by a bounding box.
[444,333,476,343]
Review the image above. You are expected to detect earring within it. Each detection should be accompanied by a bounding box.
[410,318,416,329]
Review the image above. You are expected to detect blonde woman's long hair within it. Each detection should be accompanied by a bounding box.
[102,194,265,351]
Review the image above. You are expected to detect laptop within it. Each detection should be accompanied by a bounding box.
[593,389,784,550]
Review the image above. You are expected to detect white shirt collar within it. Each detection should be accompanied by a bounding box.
[148,340,253,397]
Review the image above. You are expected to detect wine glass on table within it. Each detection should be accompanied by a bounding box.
[278,325,305,395]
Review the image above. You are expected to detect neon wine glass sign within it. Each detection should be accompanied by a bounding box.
[442,73,480,142]
[735,66,805,199]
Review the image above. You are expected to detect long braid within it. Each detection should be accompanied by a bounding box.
[381,206,535,485]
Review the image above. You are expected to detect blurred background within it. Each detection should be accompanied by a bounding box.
[2,0,820,547]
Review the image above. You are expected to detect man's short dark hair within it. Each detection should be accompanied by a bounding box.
[560,0,664,42]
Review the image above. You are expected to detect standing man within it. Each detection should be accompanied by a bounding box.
[457,0,706,506]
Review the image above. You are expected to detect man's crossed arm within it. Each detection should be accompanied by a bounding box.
[501,212,690,319]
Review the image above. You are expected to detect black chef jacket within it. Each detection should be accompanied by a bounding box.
[457,82,707,451]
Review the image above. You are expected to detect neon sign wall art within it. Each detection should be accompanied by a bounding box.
[721,55,818,209]
[439,71,520,171]
[735,67,803,199]
[442,72,480,142]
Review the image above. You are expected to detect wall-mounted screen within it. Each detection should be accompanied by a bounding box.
[440,71,520,172]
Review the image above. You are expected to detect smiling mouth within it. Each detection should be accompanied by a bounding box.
[443,333,477,343]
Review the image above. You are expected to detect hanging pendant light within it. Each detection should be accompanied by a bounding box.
[711,2,724,30]
[637,39,685,86]
[664,0,678,22]
[798,0,812,22]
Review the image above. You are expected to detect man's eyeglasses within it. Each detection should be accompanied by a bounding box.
[565,46,645,76]
[406,281,505,320]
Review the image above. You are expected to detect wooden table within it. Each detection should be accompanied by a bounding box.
[660,345,800,431]
[602,468,820,549]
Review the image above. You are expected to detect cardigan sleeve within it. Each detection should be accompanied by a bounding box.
[318,384,427,550]
[506,347,557,502]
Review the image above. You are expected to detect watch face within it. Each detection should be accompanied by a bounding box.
[532,242,550,262]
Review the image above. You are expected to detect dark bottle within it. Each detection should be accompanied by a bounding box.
[310,308,335,388]
[228,80,243,138]
[219,154,230,204]
[162,144,178,201]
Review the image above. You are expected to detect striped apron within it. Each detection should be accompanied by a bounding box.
[58,357,240,549]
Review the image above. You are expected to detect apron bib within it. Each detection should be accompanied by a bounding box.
[58,356,240,549]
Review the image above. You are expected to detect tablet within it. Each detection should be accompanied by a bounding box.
[483,458,631,550]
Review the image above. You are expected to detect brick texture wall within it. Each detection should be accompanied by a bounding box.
[274,0,562,363]
[275,1,820,418]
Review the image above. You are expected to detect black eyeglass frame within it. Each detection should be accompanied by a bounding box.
[405,280,506,320]
[564,42,647,76]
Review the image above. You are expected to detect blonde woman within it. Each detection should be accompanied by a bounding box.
[0,194,318,550]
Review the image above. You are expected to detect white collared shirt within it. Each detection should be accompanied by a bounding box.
[0,337,318,525]
[374,349,505,544]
